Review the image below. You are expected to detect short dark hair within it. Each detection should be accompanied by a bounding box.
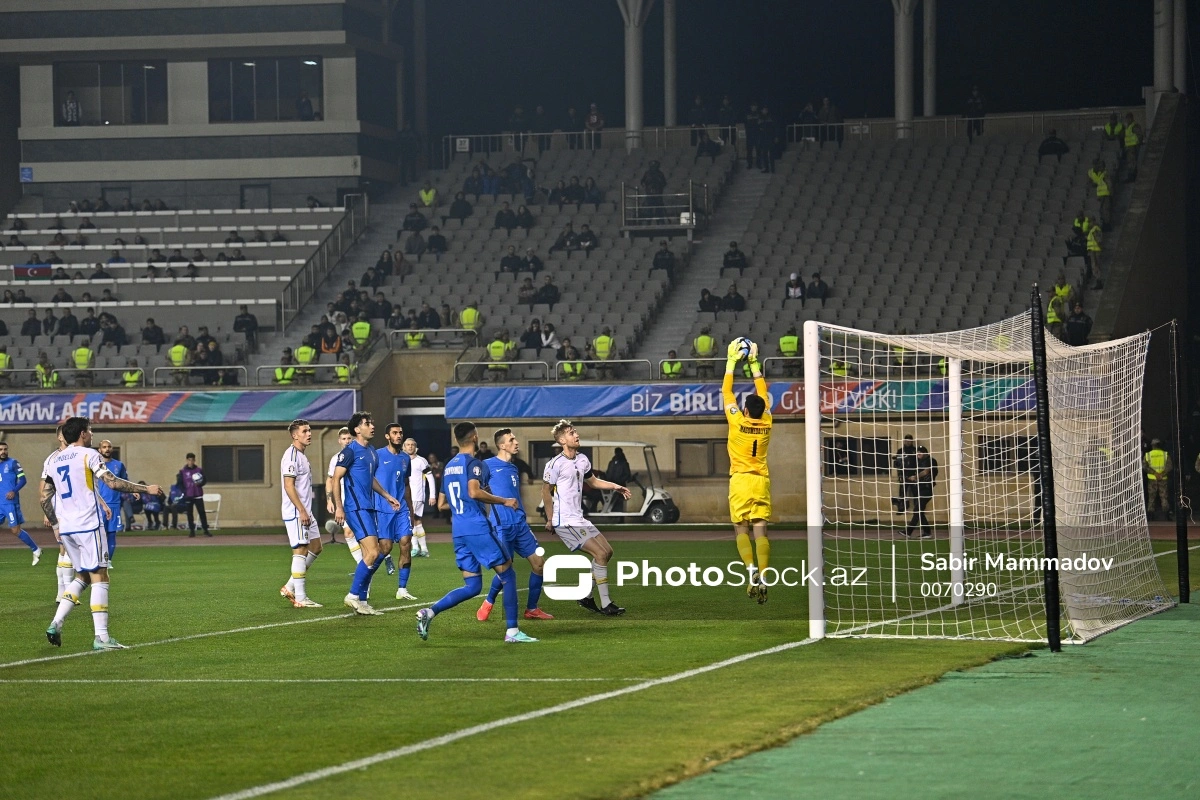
[348,412,373,433]
[62,416,90,444]
[494,428,513,446]
[288,419,310,434]
[744,395,766,419]
[384,423,403,435]
[453,421,477,445]
[186,452,196,459]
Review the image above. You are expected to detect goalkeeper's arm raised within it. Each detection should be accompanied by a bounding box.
[723,339,768,411]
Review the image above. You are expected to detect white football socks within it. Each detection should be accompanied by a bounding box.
[290,554,308,601]
[53,577,85,627]
[90,582,110,640]
[347,536,364,564]
[593,563,611,607]
[285,551,319,594]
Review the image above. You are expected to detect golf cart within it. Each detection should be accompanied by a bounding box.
[581,441,680,524]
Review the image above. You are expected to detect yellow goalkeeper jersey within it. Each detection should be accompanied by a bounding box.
[723,372,772,477]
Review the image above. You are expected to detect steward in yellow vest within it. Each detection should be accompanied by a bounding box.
[295,344,316,383]
[73,345,94,386]
[487,333,512,380]
[460,304,481,332]
[351,315,372,349]
[36,360,60,388]
[405,330,427,349]
[661,350,682,379]
[335,362,351,383]
[778,327,800,377]
[122,363,143,387]
[692,326,716,378]
[0,348,10,383]
[274,363,296,385]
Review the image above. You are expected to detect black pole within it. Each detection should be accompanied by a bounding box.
[1030,285,1062,651]
[1169,321,1190,602]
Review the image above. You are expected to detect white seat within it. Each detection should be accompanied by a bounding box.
[202,492,222,529]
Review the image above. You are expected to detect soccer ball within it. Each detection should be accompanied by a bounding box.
[733,337,753,359]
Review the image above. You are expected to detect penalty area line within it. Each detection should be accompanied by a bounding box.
[205,637,819,800]
[0,677,648,685]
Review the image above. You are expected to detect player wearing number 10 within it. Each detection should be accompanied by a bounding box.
[724,338,773,603]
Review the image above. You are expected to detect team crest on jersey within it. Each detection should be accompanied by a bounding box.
[471,464,481,477]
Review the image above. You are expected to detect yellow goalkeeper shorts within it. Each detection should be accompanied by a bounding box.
[729,473,771,523]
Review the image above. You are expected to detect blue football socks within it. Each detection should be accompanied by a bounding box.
[17,530,37,552]
[432,575,483,615]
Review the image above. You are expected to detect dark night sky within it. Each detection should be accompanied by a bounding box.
[421,0,1178,135]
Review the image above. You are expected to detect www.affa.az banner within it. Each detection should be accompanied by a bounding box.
[0,390,356,426]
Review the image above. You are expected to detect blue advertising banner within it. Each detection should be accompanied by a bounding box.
[444,378,1049,420]
[0,389,357,426]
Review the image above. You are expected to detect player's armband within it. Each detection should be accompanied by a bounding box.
[584,470,594,479]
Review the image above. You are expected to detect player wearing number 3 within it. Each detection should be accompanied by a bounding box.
[724,338,773,603]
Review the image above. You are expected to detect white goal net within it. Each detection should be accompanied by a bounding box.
[801,312,1173,643]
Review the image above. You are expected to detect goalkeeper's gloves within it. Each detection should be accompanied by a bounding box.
[725,339,743,372]
[746,341,763,377]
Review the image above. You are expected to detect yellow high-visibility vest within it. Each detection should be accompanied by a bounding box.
[693,334,714,357]
[36,364,60,388]
[593,335,613,360]
[404,331,426,349]
[73,347,93,369]
[169,344,189,367]
[1089,168,1110,198]
[830,360,848,376]
[1124,125,1139,148]
[335,364,351,383]
[1087,227,1102,253]
[0,353,10,371]
[1046,297,1064,325]
[662,360,682,377]
[419,188,436,206]
[122,369,143,387]
[296,345,316,365]
[778,335,798,357]
[1144,449,1167,477]
[563,361,583,380]
[487,339,509,369]
[460,307,479,330]
[1104,122,1124,138]
[1053,283,1072,301]
[351,321,371,346]
[275,366,295,384]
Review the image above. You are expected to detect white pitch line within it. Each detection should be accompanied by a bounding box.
[205,638,817,800]
[0,677,647,685]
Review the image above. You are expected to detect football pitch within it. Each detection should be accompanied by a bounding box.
[0,535,1190,800]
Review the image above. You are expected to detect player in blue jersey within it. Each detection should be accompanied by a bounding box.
[416,421,537,643]
[477,428,553,621]
[374,423,419,601]
[332,412,402,616]
[97,440,134,564]
[0,441,41,565]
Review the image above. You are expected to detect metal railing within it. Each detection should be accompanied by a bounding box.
[439,125,740,166]
[279,194,368,332]
[0,367,147,388]
[151,365,249,387]
[453,360,550,382]
[387,328,480,350]
[553,358,653,381]
[655,357,724,378]
[656,357,803,379]
[621,181,709,235]
[254,363,356,385]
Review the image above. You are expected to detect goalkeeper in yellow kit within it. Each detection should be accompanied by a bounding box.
[723,338,772,603]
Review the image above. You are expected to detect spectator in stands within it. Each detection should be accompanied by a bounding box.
[549,180,570,210]
[494,202,518,234]
[518,277,538,308]
[1,290,12,304]
[522,247,544,275]
[557,338,584,381]
[641,161,667,195]
[1038,129,1069,163]
[23,252,42,267]
[721,241,748,276]
[101,288,118,303]
[463,168,484,201]
[404,230,427,260]
[540,323,560,351]
[187,248,208,262]
[419,181,438,209]
[692,326,716,377]
[498,245,523,278]
[303,324,322,352]
[531,104,551,154]
[1064,302,1093,346]
[400,308,419,330]
[549,223,579,256]
[515,205,535,232]
[520,320,542,351]
[252,229,268,243]
[100,317,127,351]
[71,231,88,246]
[146,249,164,264]
[14,288,31,304]
[687,95,707,144]
[228,248,248,262]
[79,309,101,339]
[175,325,197,353]
[698,288,720,313]
[965,85,986,143]
[57,309,79,343]
[373,293,393,322]
[385,305,406,330]
[62,90,82,126]
[584,103,605,149]
[818,97,843,147]
[742,101,761,168]
[90,264,113,280]
[417,302,441,329]
[225,230,245,245]
[43,308,59,338]
[359,267,382,291]
[374,248,395,277]
[508,105,528,153]
[534,275,560,311]
[722,284,746,313]
[296,91,315,121]
[271,229,288,243]
[757,106,780,172]
[651,240,676,280]
[444,192,473,225]
[180,263,197,278]
[50,231,68,247]
[45,251,65,265]
[477,162,500,197]
[205,340,226,384]
[581,178,604,210]
[51,266,70,281]
[107,250,127,265]
[785,272,806,302]
[425,226,448,261]
[694,130,722,164]
[168,248,186,263]
[79,291,94,302]
[564,106,583,149]
[576,224,597,257]
[1089,158,1112,224]
[563,177,585,207]
[36,352,60,388]
[807,272,830,307]
[400,204,428,236]
[194,326,215,351]
[661,350,683,379]
[306,196,325,209]
[5,234,24,247]
[716,94,737,146]
[51,287,73,304]
[142,318,166,352]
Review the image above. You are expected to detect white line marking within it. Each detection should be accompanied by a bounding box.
[0,677,646,685]
[205,638,818,800]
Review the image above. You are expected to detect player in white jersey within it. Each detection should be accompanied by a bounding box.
[43,425,74,603]
[42,416,163,650]
[541,419,631,616]
[325,427,365,565]
[402,438,436,556]
[279,419,324,608]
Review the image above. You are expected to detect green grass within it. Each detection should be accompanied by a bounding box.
[0,538,1188,799]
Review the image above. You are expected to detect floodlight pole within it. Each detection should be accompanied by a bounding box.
[922,0,936,116]
[617,0,656,151]
[1030,285,1062,651]
[663,0,677,126]
[892,0,917,139]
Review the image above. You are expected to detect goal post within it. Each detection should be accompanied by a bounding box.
[802,310,1174,644]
